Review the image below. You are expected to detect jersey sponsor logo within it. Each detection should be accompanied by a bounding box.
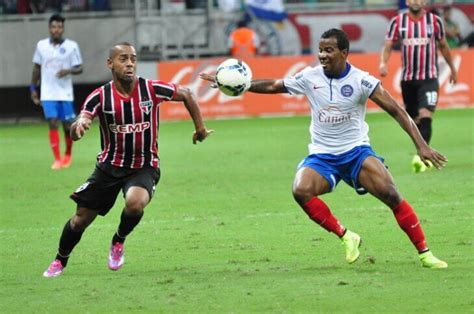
[139,98,153,114]
[318,106,351,124]
[402,37,430,46]
[109,122,151,133]
[340,84,353,97]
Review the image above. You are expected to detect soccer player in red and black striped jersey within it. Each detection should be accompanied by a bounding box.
[43,43,213,277]
[379,0,457,173]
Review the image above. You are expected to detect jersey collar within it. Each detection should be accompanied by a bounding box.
[324,62,351,80]
[49,38,65,46]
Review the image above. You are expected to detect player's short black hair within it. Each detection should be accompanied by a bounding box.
[109,42,135,57]
[321,28,350,52]
[49,14,65,25]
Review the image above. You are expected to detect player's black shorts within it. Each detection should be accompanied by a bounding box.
[70,162,161,216]
[401,78,439,119]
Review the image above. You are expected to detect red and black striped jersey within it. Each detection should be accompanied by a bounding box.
[80,76,176,169]
[385,11,445,81]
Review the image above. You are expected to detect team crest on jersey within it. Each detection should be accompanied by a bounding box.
[59,47,66,54]
[139,98,153,114]
[340,85,353,97]
[427,25,433,36]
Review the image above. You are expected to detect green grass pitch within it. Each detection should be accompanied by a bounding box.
[0,108,473,312]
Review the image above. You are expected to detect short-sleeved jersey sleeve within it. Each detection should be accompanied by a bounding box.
[385,16,399,42]
[70,42,83,67]
[32,42,42,65]
[80,88,102,119]
[434,15,446,41]
[360,73,380,99]
[283,67,310,95]
[150,80,176,100]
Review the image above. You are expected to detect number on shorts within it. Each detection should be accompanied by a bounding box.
[425,91,438,106]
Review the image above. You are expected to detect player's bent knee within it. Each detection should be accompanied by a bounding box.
[378,186,402,208]
[292,185,314,205]
[125,198,147,214]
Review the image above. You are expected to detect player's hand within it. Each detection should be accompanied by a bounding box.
[379,63,388,77]
[56,69,70,78]
[449,70,458,84]
[192,127,214,144]
[30,91,41,106]
[73,116,92,140]
[417,146,448,170]
[199,72,218,88]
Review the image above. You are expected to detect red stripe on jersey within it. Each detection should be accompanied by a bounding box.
[132,84,145,168]
[418,15,426,80]
[405,19,413,81]
[148,80,160,168]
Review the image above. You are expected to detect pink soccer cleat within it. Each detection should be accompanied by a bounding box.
[108,242,125,271]
[43,259,64,278]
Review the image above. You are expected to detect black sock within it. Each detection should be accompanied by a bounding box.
[55,219,84,267]
[112,209,144,244]
[417,118,432,144]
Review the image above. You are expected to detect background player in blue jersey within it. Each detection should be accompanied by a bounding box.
[201,28,448,269]
[30,14,83,170]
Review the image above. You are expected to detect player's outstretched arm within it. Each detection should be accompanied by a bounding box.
[173,85,213,144]
[70,114,92,141]
[370,84,448,169]
[248,79,287,94]
[199,73,287,94]
[379,40,393,77]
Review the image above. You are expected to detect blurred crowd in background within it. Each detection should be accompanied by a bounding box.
[2,0,468,14]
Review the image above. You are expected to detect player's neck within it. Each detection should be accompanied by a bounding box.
[114,78,136,98]
[408,9,425,20]
[50,37,64,45]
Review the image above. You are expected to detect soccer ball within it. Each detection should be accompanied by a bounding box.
[215,59,252,97]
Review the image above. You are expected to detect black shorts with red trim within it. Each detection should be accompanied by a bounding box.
[70,162,160,216]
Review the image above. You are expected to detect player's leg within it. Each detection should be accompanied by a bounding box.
[292,161,360,264]
[43,207,98,277]
[358,156,447,268]
[416,79,439,168]
[42,101,62,169]
[58,101,76,168]
[44,164,122,277]
[109,167,160,270]
[401,81,427,173]
[292,167,344,236]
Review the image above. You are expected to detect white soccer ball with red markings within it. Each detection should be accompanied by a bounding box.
[215,58,252,97]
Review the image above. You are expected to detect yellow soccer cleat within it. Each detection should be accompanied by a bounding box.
[341,230,361,264]
[419,251,448,269]
[412,155,427,173]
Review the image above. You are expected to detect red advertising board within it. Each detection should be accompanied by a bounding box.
[157,49,474,121]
